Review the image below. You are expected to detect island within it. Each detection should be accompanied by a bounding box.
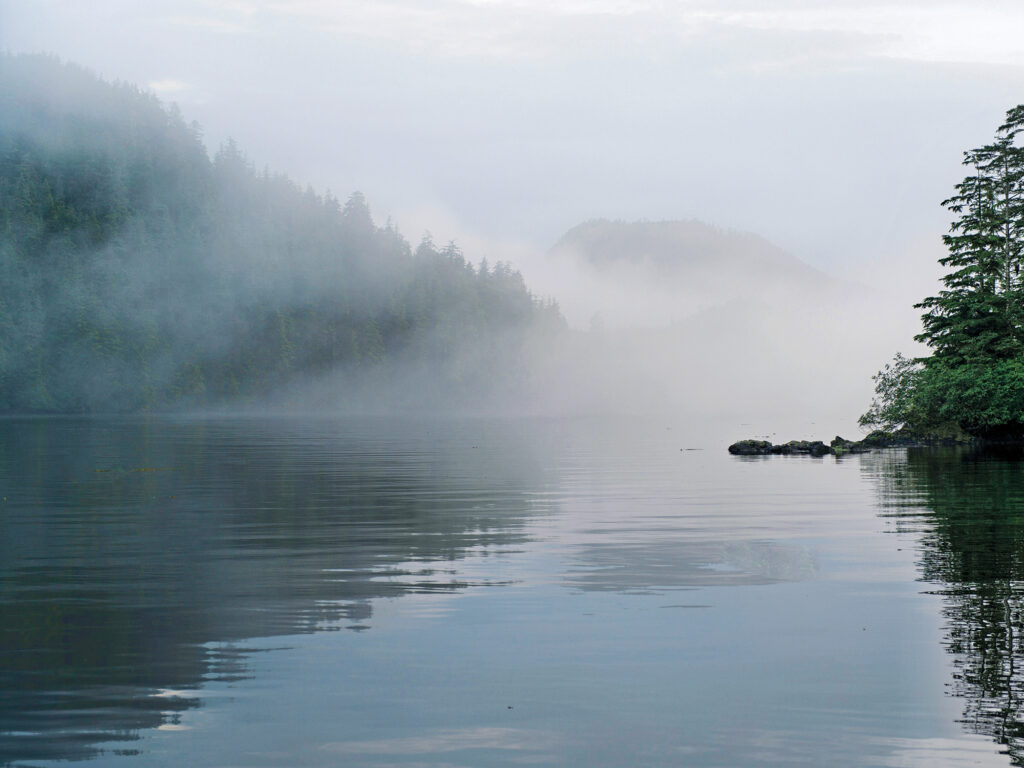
[731,105,1024,454]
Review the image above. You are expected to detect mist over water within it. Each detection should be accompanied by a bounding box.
[432,218,928,436]
[281,211,932,437]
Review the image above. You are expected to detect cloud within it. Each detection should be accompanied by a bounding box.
[162,15,252,34]
[695,3,1024,67]
[199,0,1024,67]
[148,78,191,94]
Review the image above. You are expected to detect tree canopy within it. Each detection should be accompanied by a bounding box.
[861,106,1024,439]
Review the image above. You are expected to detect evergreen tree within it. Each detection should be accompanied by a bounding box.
[916,107,1024,363]
[864,106,1024,438]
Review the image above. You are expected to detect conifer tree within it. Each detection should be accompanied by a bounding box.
[863,106,1024,438]
[916,107,1024,363]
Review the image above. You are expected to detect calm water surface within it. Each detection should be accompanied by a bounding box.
[0,416,1021,766]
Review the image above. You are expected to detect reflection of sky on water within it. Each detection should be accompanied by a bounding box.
[93,574,968,768]
[873,736,1009,768]
[566,538,817,592]
[319,727,559,756]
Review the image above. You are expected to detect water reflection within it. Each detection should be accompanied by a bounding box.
[0,417,552,764]
[867,446,1024,764]
[319,726,560,759]
[5,415,956,767]
[567,538,816,592]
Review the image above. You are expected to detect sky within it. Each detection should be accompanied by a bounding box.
[3,0,1024,280]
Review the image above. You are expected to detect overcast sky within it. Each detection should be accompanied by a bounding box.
[3,0,1024,275]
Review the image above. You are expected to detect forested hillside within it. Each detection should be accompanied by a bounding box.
[0,55,563,412]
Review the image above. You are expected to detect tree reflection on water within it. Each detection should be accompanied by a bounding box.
[867,446,1024,764]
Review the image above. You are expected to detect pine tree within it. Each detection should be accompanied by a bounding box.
[916,107,1024,363]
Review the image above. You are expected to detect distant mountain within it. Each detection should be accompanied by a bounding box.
[552,219,820,276]
[526,217,895,425]
[547,219,841,326]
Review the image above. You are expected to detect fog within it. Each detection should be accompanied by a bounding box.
[277,214,934,439]
[0,0,1016,434]
[342,215,937,435]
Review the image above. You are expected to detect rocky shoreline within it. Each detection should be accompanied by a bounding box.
[727,431,968,456]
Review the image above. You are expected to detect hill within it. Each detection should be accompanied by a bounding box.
[545,218,845,327]
[552,219,827,281]
[0,55,563,413]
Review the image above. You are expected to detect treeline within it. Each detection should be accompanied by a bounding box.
[862,106,1024,439]
[0,54,563,412]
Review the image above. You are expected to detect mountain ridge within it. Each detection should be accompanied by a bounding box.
[550,217,832,286]
[539,217,851,329]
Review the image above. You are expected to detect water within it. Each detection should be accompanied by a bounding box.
[0,415,1019,766]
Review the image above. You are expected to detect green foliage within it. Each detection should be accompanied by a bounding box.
[858,353,925,432]
[0,54,564,413]
[915,360,1024,439]
[863,105,1024,439]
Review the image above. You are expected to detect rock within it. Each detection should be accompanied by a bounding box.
[727,439,773,455]
[730,429,974,456]
[771,440,831,456]
[729,437,837,456]
[830,436,872,454]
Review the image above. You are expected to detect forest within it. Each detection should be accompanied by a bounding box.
[0,54,564,413]
[861,105,1024,440]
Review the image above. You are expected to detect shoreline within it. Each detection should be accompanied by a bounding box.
[727,432,974,456]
